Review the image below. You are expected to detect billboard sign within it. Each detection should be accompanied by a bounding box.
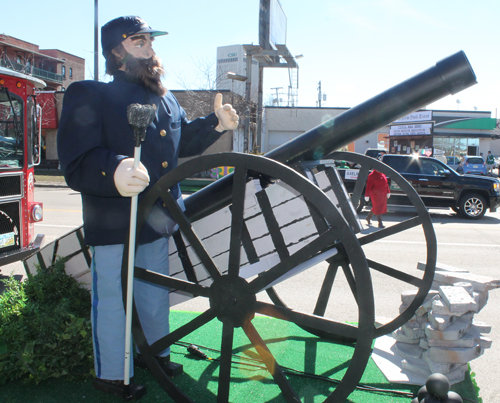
[260,0,287,50]
[394,110,433,123]
[389,123,433,136]
[270,0,287,48]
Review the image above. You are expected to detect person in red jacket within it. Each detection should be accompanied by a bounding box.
[364,170,390,228]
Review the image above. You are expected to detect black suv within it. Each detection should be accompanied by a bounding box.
[381,154,500,219]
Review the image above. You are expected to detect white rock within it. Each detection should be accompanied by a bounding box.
[431,298,454,315]
[472,321,492,334]
[428,344,483,364]
[417,261,469,273]
[395,342,425,360]
[423,351,467,374]
[402,323,425,340]
[425,316,472,341]
[428,311,474,331]
[434,272,500,292]
[426,333,475,348]
[439,285,478,313]
[473,291,489,313]
[453,282,474,295]
[392,328,420,344]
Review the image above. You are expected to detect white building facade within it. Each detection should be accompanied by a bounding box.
[216,45,260,103]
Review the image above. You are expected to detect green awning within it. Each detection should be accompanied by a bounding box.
[441,118,497,130]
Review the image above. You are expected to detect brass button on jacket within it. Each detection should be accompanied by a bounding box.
[160,129,167,137]
[162,161,168,168]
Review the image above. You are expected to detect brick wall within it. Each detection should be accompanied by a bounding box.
[40,49,85,88]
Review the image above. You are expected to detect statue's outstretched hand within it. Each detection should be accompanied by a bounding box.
[214,93,239,132]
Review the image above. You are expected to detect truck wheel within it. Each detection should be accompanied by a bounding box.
[459,193,486,219]
[354,194,365,213]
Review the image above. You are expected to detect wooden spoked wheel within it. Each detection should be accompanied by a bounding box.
[122,152,374,403]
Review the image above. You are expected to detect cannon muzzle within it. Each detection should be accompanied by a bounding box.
[185,50,477,221]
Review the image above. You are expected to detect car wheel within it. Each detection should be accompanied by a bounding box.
[354,195,366,213]
[459,193,486,219]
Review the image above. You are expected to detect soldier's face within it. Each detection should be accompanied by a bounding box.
[121,34,155,60]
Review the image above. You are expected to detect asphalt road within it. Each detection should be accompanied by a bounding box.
[1,184,499,401]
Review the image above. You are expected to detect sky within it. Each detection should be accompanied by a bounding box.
[2,0,499,116]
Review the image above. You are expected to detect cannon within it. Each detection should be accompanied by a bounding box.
[24,51,477,402]
[122,50,477,402]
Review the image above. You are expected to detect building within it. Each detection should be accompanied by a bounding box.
[216,45,260,103]
[0,35,84,91]
[1,34,85,168]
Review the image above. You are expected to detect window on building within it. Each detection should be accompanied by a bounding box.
[69,68,73,78]
[217,57,238,64]
[62,66,66,77]
[434,136,481,159]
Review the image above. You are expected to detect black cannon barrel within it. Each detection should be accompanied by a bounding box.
[184,50,477,221]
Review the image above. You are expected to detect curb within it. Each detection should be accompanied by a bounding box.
[35,182,69,188]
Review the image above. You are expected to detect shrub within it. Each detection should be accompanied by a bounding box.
[0,258,94,384]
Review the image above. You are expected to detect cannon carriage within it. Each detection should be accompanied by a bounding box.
[24,51,477,402]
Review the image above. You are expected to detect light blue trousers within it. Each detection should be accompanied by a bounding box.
[90,237,170,380]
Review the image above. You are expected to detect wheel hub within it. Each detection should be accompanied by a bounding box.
[209,275,256,327]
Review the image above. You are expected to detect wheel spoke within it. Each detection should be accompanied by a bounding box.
[367,259,424,287]
[340,262,359,304]
[249,228,338,293]
[359,216,422,246]
[134,266,210,298]
[255,301,359,340]
[227,166,248,277]
[256,189,290,260]
[159,188,221,280]
[149,309,217,357]
[313,262,339,316]
[217,322,234,403]
[243,321,300,403]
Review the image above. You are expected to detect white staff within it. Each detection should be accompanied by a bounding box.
[123,103,157,387]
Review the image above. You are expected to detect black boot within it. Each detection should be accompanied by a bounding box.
[92,377,146,401]
[366,211,374,226]
[377,216,384,228]
[135,354,183,377]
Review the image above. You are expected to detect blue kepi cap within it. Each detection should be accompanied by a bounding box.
[101,16,168,57]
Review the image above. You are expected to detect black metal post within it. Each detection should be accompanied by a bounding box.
[94,0,99,81]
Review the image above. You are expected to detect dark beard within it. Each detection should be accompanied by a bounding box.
[124,54,167,97]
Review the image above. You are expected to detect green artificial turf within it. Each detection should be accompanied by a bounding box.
[0,311,480,403]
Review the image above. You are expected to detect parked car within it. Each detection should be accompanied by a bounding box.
[456,156,487,175]
[364,148,387,159]
[445,156,461,171]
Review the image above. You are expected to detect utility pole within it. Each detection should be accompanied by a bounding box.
[94,0,99,81]
[317,80,322,108]
[271,87,283,106]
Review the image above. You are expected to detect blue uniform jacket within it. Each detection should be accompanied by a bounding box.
[57,71,223,246]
